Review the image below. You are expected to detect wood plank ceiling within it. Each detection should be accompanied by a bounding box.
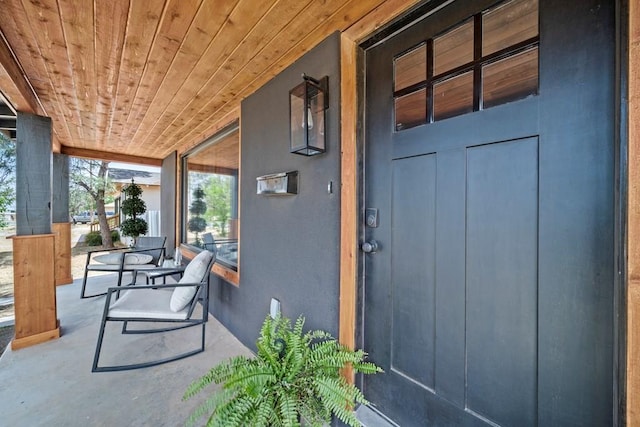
[0,0,410,162]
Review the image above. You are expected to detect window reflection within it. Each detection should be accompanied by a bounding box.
[184,127,239,270]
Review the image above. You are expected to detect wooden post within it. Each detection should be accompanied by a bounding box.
[11,112,59,349]
[52,153,72,285]
[52,222,73,285]
[11,234,60,350]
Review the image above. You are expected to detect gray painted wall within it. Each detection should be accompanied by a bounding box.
[208,33,341,348]
[52,154,69,223]
[16,112,52,235]
[161,152,177,257]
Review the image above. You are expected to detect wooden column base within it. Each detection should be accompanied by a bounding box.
[12,322,60,350]
[11,234,60,350]
[52,222,73,286]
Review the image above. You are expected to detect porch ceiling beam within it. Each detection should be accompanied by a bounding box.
[60,146,162,167]
[0,30,42,115]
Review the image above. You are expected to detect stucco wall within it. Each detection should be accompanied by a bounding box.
[208,33,341,349]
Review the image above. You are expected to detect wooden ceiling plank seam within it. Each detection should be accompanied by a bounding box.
[123,0,203,136]
[175,106,239,157]
[107,0,166,149]
[0,2,48,88]
[18,0,84,143]
[8,2,72,149]
[139,0,315,156]
[57,0,97,144]
[0,2,73,146]
[137,0,334,154]
[162,0,385,153]
[123,0,241,150]
[121,0,205,143]
[104,0,137,145]
[154,0,352,150]
[128,0,254,152]
[52,0,86,142]
[111,0,170,147]
[94,0,130,149]
[179,0,421,153]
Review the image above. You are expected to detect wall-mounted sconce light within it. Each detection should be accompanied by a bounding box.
[290,74,328,156]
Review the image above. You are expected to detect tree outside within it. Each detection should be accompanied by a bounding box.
[70,158,115,248]
[204,175,231,237]
[0,133,15,323]
[0,133,15,229]
[188,186,207,247]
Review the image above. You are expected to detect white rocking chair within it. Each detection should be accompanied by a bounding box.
[92,249,216,372]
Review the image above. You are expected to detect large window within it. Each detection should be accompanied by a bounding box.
[182,124,239,272]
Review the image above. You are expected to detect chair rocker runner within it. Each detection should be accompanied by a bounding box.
[92,249,216,372]
[80,236,167,298]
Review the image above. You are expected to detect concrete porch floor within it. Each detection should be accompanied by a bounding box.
[0,274,252,426]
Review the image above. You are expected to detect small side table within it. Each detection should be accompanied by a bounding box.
[140,265,186,284]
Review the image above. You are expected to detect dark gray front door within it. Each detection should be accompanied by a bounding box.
[361,1,615,425]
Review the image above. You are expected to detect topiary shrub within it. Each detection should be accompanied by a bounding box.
[120,180,148,241]
[85,230,120,246]
[188,186,207,247]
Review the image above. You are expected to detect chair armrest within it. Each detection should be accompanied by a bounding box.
[87,247,127,254]
[127,246,165,255]
[130,266,186,284]
[106,281,204,294]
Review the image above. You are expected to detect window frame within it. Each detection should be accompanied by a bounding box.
[180,120,240,286]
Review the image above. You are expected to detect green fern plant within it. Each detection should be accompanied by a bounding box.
[183,314,383,427]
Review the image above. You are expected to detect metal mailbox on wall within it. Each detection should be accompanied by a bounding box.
[256,171,298,195]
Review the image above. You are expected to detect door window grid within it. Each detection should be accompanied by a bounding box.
[393,0,538,132]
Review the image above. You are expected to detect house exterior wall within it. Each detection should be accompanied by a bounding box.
[208,32,341,348]
[140,186,160,212]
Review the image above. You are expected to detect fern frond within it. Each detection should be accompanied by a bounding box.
[185,387,235,427]
[223,362,277,393]
[278,389,300,427]
[313,377,363,427]
[353,361,384,375]
[255,391,276,426]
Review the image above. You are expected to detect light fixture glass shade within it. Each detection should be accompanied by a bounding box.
[290,75,327,156]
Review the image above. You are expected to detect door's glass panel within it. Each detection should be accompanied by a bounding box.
[433,72,473,121]
[395,89,427,131]
[433,19,474,76]
[394,44,426,91]
[482,0,538,56]
[482,47,538,109]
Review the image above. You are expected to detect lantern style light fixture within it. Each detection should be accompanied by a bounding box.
[290,74,328,156]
